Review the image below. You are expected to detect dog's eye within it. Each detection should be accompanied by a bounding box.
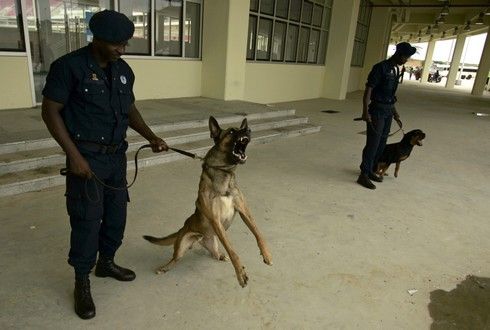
[229,129,236,134]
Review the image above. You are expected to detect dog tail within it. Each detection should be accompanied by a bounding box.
[143,232,178,246]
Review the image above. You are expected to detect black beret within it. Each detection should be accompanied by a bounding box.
[395,42,417,57]
[89,10,134,43]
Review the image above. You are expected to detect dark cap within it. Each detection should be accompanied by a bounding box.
[89,10,134,43]
[395,42,417,57]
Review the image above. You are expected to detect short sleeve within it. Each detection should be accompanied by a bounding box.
[42,59,73,105]
[127,64,136,104]
[366,63,383,88]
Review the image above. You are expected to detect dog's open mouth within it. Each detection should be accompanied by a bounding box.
[233,136,249,162]
[416,135,425,146]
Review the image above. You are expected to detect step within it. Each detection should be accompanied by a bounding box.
[0,116,308,175]
[0,123,321,197]
[0,109,296,155]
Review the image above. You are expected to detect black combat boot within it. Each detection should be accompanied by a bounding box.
[357,173,376,189]
[94,255,136,281]
[368,173,383,182]
[74,275,96,319]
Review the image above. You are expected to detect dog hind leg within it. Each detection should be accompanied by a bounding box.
[155,231,201,274]
[200,236,228,261]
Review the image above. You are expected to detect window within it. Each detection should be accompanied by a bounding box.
[308,29,320,63]
[260,0,274,16]
[272,21,286,61]
[298,27,309,62]
[185,1,201,58]
[351,0,372,67]
[0,0,25,51]
[301,1,312,25]
[119,1,151,55]
[276,0,289,19]
[312,4,322,27]
[290,0,301,22]
[247,0,333,65]
[256,18,273,60]
[247,16,257,60]
[285,24,299,62]
[155,0,182,56]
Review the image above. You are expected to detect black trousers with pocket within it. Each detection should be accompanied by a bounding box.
[360,103,394,175]
[65,150,129,276]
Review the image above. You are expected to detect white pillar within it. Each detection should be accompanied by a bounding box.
[359,7,392,90]
[321,0,360,100]
[471,30,490,96]
[421,40,436,83]
[201,0,248,100]
[445,34,466,89]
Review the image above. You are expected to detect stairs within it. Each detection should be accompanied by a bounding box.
[0,109,320,197]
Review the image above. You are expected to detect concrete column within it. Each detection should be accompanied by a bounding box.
[321,0,360,100]
[359,7,392,90]
[421,40,435,83]
[201,0,249,100]
[471,29,490,96]
[446,34,466,89]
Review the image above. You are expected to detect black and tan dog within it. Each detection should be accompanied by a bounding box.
[143,116,272,287]
[376,129,426,178]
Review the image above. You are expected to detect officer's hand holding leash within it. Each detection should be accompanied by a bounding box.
[148,137,169,153]
[68,154,93,179]
[361,111,371,123]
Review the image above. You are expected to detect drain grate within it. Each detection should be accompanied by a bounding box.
[321,110,340,114]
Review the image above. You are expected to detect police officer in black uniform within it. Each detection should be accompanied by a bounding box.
[357,42,416,189]
[41,10,168,319]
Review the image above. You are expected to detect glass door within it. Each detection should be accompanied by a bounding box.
[26,0,113,103]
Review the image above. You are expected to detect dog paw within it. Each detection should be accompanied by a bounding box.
[155,267,168,275]
[218,254,229,262]
[261,251,273,266]
[237,266,249,287]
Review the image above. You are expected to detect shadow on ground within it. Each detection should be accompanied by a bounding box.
[428,275,490,329]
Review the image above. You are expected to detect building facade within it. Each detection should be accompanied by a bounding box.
[0,0,488,111]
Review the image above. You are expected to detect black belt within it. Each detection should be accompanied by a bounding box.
[371,100,395,105]
[76,141,122,154]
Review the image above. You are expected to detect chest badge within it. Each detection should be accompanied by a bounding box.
[120,75,127,85]
[91,73,99,81]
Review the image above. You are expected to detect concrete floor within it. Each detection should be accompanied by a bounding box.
[1,84,489,329]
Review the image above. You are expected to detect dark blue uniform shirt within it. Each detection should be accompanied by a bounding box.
[366,59,399,105]
[42,44,135,145]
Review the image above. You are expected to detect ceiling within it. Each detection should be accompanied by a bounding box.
[370,0,490,43]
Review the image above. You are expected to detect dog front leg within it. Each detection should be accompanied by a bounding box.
[235,195,273,266]
[394,162,401,177]
[198,195,249,287]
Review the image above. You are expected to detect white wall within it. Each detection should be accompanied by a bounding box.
[126,59,202,100]
[244,63,325,104]
[348,67,363,92]
[0,56,33,110]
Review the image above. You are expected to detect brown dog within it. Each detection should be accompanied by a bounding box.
[143,116,272,287]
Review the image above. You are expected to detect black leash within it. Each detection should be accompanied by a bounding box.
[354,117,405,137]
[60,144,206,193]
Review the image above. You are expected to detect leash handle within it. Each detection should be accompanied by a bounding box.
[60,144,152,191]
[91,143,150,191]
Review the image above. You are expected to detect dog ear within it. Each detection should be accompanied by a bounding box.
[240,118,248,130]
[209,116,221,140]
